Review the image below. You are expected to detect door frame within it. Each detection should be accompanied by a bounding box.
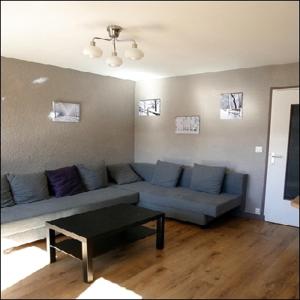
[261,85,299,218]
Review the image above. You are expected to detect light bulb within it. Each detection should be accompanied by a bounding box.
[106,52,123,67]
[125,43,144,60]
[83,42,102,58]
[48,111,55,120]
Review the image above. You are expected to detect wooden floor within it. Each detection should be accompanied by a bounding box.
[1,217,299,299]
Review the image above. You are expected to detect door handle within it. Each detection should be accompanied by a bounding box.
[271,152,283,164]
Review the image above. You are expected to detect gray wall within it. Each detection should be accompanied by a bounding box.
[1,57,135,173]
[134,63,299,215]
[2,57,299,216]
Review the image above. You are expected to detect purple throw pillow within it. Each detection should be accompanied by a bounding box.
[46,166,85,197]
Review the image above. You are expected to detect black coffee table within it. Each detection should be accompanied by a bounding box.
[45,204,165,283]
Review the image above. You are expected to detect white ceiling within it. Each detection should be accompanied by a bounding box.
[1,1,299,81]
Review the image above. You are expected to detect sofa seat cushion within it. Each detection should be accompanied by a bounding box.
[115,182,241,218]
[1,187,138,236]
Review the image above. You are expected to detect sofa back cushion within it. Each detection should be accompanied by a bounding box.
[151,160,183,187]
[190,164,225,194]
[222,172,248,195]
[130,163,155,182]
[107,164,141,185]
[7,172,50,204]
[179,165,247,196]
[46,166,85,197]
[76,162,108,191]
[178,166,193,188]
[1,175,15,207]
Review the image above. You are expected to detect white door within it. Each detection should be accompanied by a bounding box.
[264,87,299,227]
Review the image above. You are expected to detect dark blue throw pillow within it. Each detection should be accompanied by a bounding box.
[45,166,85,198]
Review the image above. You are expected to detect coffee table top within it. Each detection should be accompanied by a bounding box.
[46,204,164,240]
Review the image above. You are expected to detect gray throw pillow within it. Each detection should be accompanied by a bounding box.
[190,164,225,194]
[151,160,183,187]
[130,163,155,182]
[178,166,193,188]
[76,163,108,191]
[107,164,141,185]
[7,172,50,204]
[1,175,15,208]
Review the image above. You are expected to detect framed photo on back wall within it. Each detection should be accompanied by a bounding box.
[49,101,80,122]
[175,115,200,134]
[138,99,161,116]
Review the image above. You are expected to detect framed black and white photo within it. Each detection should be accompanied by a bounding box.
[138,99,161,116]
[50,101,80,122]
[220,92,243,119]
[175,116,200,134]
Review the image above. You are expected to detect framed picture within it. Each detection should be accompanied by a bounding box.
[50,101,80,122]
[138,99,161,116]
[175,115,200,134]
[220,92,243,119]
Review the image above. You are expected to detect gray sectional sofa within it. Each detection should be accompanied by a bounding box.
[1,162,247,249]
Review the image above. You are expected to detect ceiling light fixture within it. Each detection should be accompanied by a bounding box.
[83,25,144,67]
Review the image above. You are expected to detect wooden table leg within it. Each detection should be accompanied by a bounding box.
[47,228,56,263]
[82,240,93,283]
[156,215,165,250]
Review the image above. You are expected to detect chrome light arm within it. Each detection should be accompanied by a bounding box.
[91,37,112,46]
[91,37,137,45]
[117,38,138,46]
[90,36,138,54]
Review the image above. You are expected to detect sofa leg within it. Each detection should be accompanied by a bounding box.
[200,224,210,229]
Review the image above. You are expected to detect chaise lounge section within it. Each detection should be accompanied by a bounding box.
[117,163,248,226]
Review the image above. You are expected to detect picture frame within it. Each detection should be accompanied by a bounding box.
[175,115,200,134]
[50,101,80,123]
[220,92,243,119]
[138,99,161,116]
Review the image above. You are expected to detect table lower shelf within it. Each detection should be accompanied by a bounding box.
[53,225,156,260]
